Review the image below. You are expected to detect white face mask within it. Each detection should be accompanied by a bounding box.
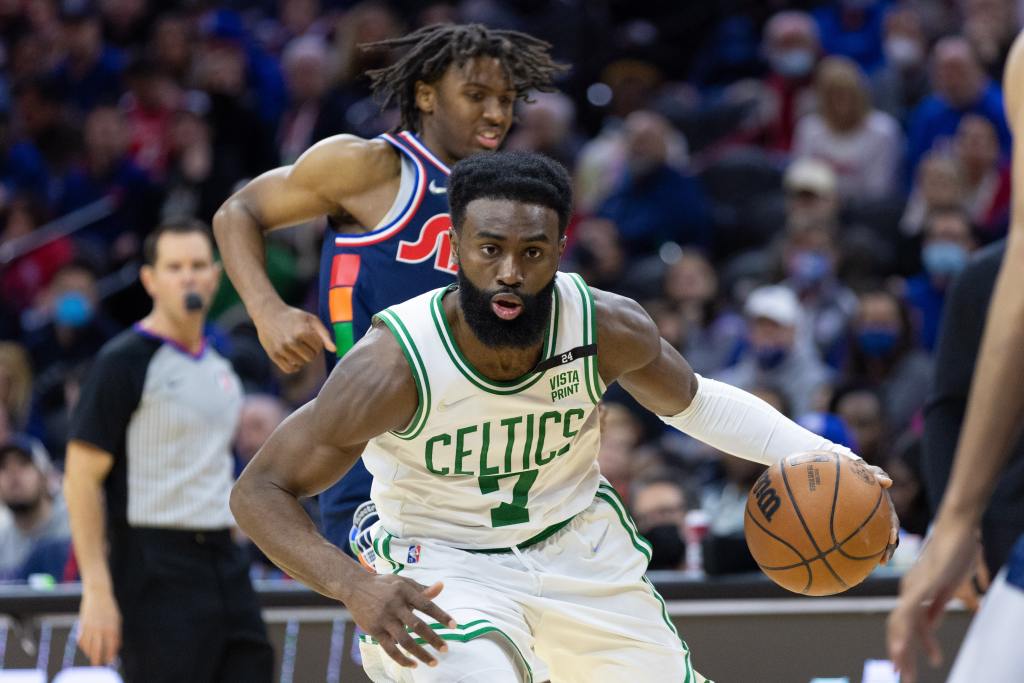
[885,36,923,68]
[771,49,815,78]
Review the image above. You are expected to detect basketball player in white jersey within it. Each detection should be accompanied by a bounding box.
[888,31,1024,683]
[231,151,897,683]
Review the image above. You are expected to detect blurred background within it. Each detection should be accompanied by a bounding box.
[0,0,1016,679]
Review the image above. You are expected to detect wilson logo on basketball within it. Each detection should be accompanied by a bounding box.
[396,214,458,274]
[752,473,781,522]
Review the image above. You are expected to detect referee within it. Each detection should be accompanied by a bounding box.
[63,220,273,681]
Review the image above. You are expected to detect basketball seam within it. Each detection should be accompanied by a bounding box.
[744,504,813,592]
[832,487,889,561]
[780,458,849,591]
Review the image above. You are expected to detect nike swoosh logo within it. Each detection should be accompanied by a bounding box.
[428,180,447,195]
[437,394,474,411]
[590,523,609,555]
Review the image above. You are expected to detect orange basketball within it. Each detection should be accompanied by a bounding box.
[743,451,894,596]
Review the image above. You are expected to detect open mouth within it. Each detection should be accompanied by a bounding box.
[491,293,523,320]
[476,131,501,150]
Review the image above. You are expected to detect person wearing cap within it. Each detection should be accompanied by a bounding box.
[717,284,832,416]
[64,220,273,682]
[783,157,841,231]
[0,435,70,580]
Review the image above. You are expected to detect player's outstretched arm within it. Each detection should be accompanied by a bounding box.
[230,322,456,668]
[212,135,396,372]
[888,31,1024,683]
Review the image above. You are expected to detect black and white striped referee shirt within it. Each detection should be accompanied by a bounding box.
[70,324,243,531]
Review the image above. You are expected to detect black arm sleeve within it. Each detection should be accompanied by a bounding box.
[68,330,157,460]
[922,243,1004,514]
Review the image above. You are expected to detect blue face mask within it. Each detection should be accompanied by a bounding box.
[772,49,815,78]
[858,328,898,358]
[788,250,831,287]
[754,345,788,370]
[53,292,94,328]
[922,242,968,279]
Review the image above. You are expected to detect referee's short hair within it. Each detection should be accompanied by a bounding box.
[143,219,215,266]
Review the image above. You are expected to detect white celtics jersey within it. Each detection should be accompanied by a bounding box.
[363,272,605,549]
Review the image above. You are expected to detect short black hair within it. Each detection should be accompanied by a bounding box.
[448,151,573,236]
[143,219,215,266]
[362,23,566,132]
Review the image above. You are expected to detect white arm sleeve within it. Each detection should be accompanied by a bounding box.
[659,374,857,466]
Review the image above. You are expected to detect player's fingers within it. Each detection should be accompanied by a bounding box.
[78,629,98,665]
[389,623,438,667]
[102,628,120,665]
[378,631,416,668]
[870,465,893,488]
[288,335,321,364]
[975,550,991,592]
[409,582,457,628]
[310,316,337,352]
[402,609,449,653]
[270,346,305,373]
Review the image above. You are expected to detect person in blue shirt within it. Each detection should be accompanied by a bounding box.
[51,0,124,115]
[213,24,564,551]
[906,36,1012,184]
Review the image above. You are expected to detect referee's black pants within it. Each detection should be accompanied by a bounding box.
[111,527,274,683]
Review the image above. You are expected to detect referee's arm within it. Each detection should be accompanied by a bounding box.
[64,440,118,666]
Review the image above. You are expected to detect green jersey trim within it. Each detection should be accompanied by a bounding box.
[596,482,652,561]
[566,273,603,404]
[359,620,535,682]
[642,575,696,682]
[376,309,431,440]
[462,513,576,554]
[428,283,560,395]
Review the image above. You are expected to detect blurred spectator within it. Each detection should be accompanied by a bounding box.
[150,11,192,85]
[58,105,162,259]
[0,435,69,580]
[100,0,154,50]
[962,0,1018,82]
[597,110,711,257]
[662,249,744,376]
[718,284,831,416]
[752,10,821,152]
[812,0,889,73]
[871,5,930,123]
[700,385,781,576]
[905,36,1011,183]
[0,112,49,202]
[783,157,840,232]
[780,220,857,368]
[0,343,34,435]
[793,56,902,201]
[830,384,887,463]
[278,35,336,165]
[160,92,227,224]
[121,56,177,180]
[51,0,124,114]
[899,151,964,243]
[955,114,1011,239]
[906,206,978,350]
[597,401,659,503]
[0,194,73,312]
[12,76,79,187]
[631,474,688,571]
[844,289,932,431]
[233,393,288,476]
[505,91,583,169]
[883,433,930,536]
[256,0,330,56]
[569,217,627,292]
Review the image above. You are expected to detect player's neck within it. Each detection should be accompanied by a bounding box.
[415,127,457,168]
[140,309,205,355]
[445,295,545,381]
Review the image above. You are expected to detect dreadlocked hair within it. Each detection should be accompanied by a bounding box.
[362,23,566,132]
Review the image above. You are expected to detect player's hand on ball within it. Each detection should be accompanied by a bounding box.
[347,574,457,668]
[887,518,979,683]
[253,302,336,372]
[848,456,900,565]
[77,587,122,665]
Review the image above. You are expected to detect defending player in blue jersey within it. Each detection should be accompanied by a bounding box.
[213,24,563,548]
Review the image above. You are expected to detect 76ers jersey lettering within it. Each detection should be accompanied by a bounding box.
[318,131,458,360]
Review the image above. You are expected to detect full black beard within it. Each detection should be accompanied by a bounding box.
[456,270,556,350]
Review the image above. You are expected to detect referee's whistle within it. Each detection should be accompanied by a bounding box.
[184,292,204,311]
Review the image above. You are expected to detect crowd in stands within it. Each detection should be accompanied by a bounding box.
[0,0,1014,581]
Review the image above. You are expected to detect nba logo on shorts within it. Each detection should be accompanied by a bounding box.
[407,545,421,564]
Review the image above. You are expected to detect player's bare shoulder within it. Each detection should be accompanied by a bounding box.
[290,134,401,200]
[591,286,661,379]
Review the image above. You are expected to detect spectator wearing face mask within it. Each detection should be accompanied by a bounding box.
[871,5,930,123]
[793,56,903,202]
[756,11,821,152]
[906,206,978,351]
[718,284,831,416]
[830,384,888,464]
[630,475,689,571]
[906,36,1011,184]
[780,220,858,368]
[844,289,932,432]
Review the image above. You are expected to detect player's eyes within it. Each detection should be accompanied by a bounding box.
[481,245,498,256]
[466,91,484,102]
[525,248,542,258]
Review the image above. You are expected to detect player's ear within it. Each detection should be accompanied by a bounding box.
[139,264,155,297]
[415,80,436,116]
[558,234,567,256]
[449,227,460,265]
